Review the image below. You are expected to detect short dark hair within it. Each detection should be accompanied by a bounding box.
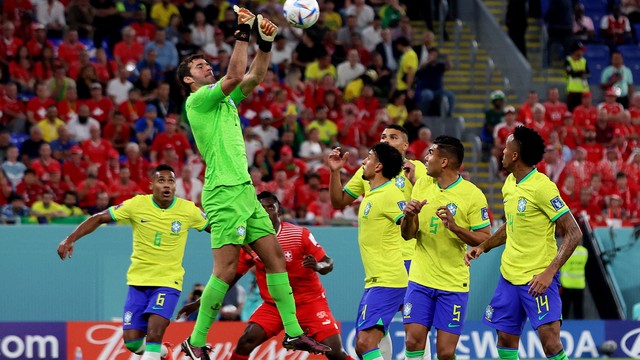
[8,192,23,203]
[396,36,410,47]
[154,164,175,174]
[257,191,283,214]
[177,54,206,93]
[371,142,403,180]
[433,135,464,169]
[24,169,36,176]
[512,126,546,167]
[384,124,409,142]
[616,172,627,179]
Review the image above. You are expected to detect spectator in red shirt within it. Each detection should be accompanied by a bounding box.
[273,145,308,184]
[356,83,380,124]
[57,29,85,66]
[113,26,145,69]
[26,24,54,59]
[85,82,115,125]
[564,147,594,188]
[2,0,33,25]
[517,90,538,125]
[31,143,61,183]
[590,173,610,208]
[123,142,150,189]
[623,150,640,185]
[601,5,632,48]
[604,194,631,227]
[81,124,114,179]
[33,46,56,83]
[573,91,598,127]
[109,166,143,204]
[0,21,24,67]
[118,88,147,124]
[528,103,554,144]
[337,104,365,149]
[0,81,27,133]
[26,82,56,125]
[595,110,615,144]
[573,187,604,227]
[294,172,321,218]
[493,105,523,155]
[611,171,635,209]
[103,111,131,153]
[537,146,565,184]
[150,115,192,163]
[62,145,89,189]
[57,86,80,122]
[408,127,432,161]
[251,166,270,194]
[87,190,110,215]
[559,174,580,210]
[598,147,623,189]
[46,170,70,202]
[543,87,568,127]
[77,167,108,209]
[265,169,296,213]
[159,144,183,177]
[16,169,44,206]
[598,87,626,123]
[305,186,340,225]
[130,9,156,44]
[581,125,604,162]
[559,111,581,149]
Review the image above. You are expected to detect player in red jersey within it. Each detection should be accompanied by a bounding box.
[178,192,352,360]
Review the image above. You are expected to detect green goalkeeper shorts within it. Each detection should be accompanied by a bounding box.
[201,183,275,248]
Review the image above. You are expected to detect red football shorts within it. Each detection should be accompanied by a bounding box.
[249,298,340,342]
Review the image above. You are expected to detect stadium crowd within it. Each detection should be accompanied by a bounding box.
[0,0,638,228]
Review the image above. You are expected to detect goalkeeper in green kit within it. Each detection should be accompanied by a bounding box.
[177,7,331,360]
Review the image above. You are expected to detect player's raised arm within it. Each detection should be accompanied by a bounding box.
[238,15,278,96]
[57,210,114,260]
[219,6,255,95]
[328,147,357,209]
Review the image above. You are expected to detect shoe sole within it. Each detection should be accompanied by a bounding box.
[282,343,331,354]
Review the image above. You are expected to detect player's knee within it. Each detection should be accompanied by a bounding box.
[354,335,376,357]
[541,339,563,356]
[124,338,145,354]
[404,333,425,351]
[326,349,348,360]
[236,332,260,354]
[435,350,455,360]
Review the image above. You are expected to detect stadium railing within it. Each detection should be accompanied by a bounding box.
[457,0,532,102]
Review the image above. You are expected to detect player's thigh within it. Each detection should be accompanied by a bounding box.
[123,286,152,333]
[432,290,468,336]
[519,273,562,331]
[403,281,437,330]
[236,323,271,355]
[247,302,284,340]
[482,275,527,336]
[296,299,341,343]
[356,287,405,335]
[246,189,276,244]
[249,234,286,273]
[202,184,256,248]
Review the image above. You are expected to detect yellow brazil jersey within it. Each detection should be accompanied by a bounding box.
[397,49,418,91]
[358,181,408,289]
[109,195,209,291]
[345,159,427,260]
[501,169,570,285]
[410,175,490,292]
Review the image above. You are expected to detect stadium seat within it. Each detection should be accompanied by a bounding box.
[584,45,610,85]
[633,24,640,42]
[617,45,640,84]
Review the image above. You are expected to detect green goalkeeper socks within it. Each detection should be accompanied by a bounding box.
[266,272,303,337]
[189,275,229,347]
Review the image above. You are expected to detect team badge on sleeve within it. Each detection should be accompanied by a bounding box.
[550,196,565,211]
[397,201,407,211]
[481,207,489,221]
[114,203,123,210]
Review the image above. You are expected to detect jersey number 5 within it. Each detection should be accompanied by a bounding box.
[429,216,439,234]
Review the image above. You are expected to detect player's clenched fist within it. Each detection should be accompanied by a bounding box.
[404,199,427,217]
[233,5,256,27]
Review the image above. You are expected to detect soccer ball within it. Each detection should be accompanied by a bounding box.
[283,0,320,29]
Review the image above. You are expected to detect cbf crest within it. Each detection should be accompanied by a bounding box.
[447,203,458,216]
[237,225,246,237]
[123,311,133,325]
[517,197,527,212]
[363,202,372,215]
[484,305,494,322]
[403,303,412,317]
[395,177,405,189]
[171,221,182,233]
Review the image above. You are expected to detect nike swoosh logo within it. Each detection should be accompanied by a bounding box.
[152,306,163,310]
[447,323,461,328]
[538,313,549,320]
[141,219,151,223]
[357,320,366,327]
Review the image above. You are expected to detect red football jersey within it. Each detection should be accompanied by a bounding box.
[63,160,89,187]
[543,101,568,126]
[573,105,598,128]
[237,222,327,305]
